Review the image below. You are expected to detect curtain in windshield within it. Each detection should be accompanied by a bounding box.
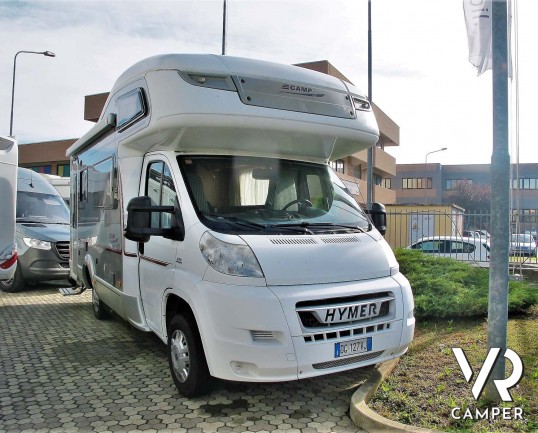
[178,156,370,233]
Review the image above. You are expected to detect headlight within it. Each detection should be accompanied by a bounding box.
[199,232,264,278]
[23,237,51,250]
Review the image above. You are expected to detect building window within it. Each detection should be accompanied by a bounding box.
[512,209,538,224]
[512,178,538,190]
[402,177,432,189]
[445,179,473,190]
[374,174,382,186]
[57,164,70,177]
[383,178,392,189]
[28,165,51,174]
[330,160,345,174]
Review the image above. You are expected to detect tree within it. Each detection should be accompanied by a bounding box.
[446,180,491,211]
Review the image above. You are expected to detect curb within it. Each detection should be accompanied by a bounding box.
[350,359,438,433]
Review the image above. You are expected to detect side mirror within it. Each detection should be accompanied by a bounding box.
[369,202,387,236]
[125,196,185,243]
[125,196,152,243]
[164,196,185,242]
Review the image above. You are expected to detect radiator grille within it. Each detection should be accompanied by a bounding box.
[303,322,391,343]
[312,351,383,369]
[296,293,394,329]
[55,241,70,260]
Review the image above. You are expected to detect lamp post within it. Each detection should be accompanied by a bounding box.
[9,50,56,137]
[424,147,447,204]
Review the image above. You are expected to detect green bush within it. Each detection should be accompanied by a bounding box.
[395,248,538,319]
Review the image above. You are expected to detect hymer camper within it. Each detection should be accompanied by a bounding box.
[0,136,18,281]
[67,54,415,397]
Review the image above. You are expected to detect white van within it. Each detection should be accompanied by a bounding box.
[0,167,71,292]
[67,54,415,397]
[0,136,18,281]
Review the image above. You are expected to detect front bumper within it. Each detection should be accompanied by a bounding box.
[193,274,415,382]
[18,244,70,282]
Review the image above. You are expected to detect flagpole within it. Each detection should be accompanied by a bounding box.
[222,0,227,55]
[484,0,510,402]
[366,0,373,209]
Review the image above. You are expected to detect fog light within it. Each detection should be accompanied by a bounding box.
[230,361,256,377]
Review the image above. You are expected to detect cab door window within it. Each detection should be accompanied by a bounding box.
[145,161,177,229]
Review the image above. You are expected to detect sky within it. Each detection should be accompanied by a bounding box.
[1,0,536,166]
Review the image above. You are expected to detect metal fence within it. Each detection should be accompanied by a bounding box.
[385,209,538,271]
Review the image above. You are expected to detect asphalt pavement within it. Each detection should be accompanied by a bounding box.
[0,285,371,433]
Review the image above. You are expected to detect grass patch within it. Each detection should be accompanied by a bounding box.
[369,250,538,431]
[396,249,538,319]
[369,308,538,432]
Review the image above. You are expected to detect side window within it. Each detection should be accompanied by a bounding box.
[462,242,476,254]
[92,157,116,209]
[145,161,177,229]
[117,88,146,131]
[449,241,474,253]
[161,164,177,229]
[415,241,440,253]
[79,168,88,205]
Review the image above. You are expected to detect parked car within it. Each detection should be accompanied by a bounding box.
[524,231,538,247]
[408,235,490,266]
[0,167,71,292]
[510,234,536,256]
[462,229,490,241]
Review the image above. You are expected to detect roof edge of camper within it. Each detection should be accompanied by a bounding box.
[66,113,116,157]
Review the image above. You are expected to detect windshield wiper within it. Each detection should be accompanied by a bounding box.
[16,218,46,223]
[273,222,370,234]
[205,215,267,231]
[266,222,314,235]
[16,218,69,225]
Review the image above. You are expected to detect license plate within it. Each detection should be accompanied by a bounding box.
[334,337,372,358]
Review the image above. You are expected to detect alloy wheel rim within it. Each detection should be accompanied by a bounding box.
[171,330,190,383]
[92,289,100,311]
[0,277,14,287]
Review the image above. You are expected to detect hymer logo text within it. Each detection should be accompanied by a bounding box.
[451,348,524,421]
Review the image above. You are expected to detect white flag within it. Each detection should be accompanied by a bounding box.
[463,0,512,77]
[463,0,493,75]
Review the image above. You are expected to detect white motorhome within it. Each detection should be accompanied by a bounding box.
[40,173,70,204]
[0,136,18,281]
[67,54,415,397]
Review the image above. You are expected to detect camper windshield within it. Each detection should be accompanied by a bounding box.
[16,191,70,224]
[179,156,370,234]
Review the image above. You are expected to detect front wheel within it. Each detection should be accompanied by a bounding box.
[168,314,210,397]
[0,262,25,293]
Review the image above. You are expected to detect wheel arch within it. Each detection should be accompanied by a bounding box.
[82,254,96,289]
[165,292,196,334]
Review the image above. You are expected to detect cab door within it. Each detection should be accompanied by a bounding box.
[138,156,180,336]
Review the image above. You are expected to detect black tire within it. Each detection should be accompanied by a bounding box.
[0,262,25,293]
[92,288,109,320]
[168,314,210,397]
